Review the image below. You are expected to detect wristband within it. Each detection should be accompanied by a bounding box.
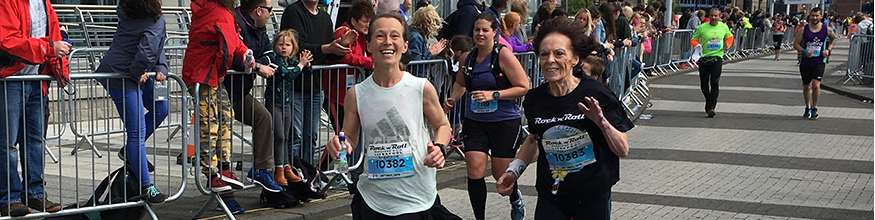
[433,142,447,156]
[505,159,527,178]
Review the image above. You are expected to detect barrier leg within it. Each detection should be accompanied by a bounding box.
[194,193,238,220]
[144,203,159,220]
[166,124,182,142]
[72,136,103,158]
[44,143,59,163]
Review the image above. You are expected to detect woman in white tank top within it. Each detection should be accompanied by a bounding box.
[325,13,460,219]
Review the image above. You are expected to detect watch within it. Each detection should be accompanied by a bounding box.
[433,143,447,155]
[492,90,500,100]
[254,63,261,72]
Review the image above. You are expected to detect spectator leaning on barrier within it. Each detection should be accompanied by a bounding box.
[182,0,256,214]
[265,29,310,187]
[324,0,374,133]
[854,14,873,35]
[409,5,448,61]
[228,0,285,193]
[0,0,71,216]
[280,0,356,165]
[95,0,170,204]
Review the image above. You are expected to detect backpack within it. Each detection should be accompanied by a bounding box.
[438,4,480,40]
[45,167,145,220]
[463,43,511,90]
[291,155,328,201]
[259,185,300,208]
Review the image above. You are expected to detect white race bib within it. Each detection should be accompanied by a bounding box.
[543,131,596,172]
[707,39,722,50]
[346,74,356,88]
[470,98,498,113]
[366,142,415,179]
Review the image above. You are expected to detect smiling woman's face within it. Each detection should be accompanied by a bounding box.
[368,17,408,68]
[538,33,579,83]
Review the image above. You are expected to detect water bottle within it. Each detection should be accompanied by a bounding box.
[334,132,349,173]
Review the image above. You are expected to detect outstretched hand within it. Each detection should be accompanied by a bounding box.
[577,96,604,121]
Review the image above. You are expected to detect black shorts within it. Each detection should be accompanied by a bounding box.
[534,189,612,220]
[461,118,525,158]
[799,63,825,85]
[772,35,784,49]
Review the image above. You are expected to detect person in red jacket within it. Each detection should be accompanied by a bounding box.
[0,0,70,216]
[181,0,255,214]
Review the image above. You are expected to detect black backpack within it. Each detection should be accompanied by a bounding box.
[438,4,480,40]
[45,167,145,220]
[463,43,512,90]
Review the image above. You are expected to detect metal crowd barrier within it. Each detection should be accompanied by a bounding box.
[65,48,187,157]
[0,72,188,220]
[53,4,286,49]
[839,34,875,85]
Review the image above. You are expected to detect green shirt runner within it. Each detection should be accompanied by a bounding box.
[693,21,734,58]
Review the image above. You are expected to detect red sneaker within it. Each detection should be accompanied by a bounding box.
[219,169,245,189]
[207,175,232,193]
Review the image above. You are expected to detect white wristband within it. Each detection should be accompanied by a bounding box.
[505,159,527,178]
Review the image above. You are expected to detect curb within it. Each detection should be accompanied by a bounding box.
[818,63,874,103]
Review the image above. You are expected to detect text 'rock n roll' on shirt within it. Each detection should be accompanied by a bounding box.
[355,72,437,216]
[522,77,634,202]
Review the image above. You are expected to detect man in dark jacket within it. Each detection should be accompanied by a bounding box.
[280,0,355,165]
[227,0,285,194]
[449,0,485,38]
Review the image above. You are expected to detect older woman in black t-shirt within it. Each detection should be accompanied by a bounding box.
[496,18,633,220]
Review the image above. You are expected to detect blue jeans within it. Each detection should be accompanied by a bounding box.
[0,81,46,206]
[106,80,168,186]
[289,91,322,165]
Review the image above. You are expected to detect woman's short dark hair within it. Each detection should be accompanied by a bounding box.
[120,0,162,22]
[366,12,410,42]
[532,18,599,78]
[475,12,500,31]
[550,8,568,19]
[450,35,474,53]
[347,0,376,24]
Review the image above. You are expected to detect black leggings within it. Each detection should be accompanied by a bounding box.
[533,190,612,220]
[697,56,723,111]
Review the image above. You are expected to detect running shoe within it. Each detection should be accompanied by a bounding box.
[136,184,168,204]
[803,107,811,118]
[247,168,283,192]
[707,110,716,118]
[219,169,245,189]
[510,192,525,220]
[207,175,232,193]
[218,200,245,214]
[809,107,819,119]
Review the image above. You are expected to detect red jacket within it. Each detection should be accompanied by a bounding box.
[0,0,70,90]
[323,22,372,106]
[182,0,249,87]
